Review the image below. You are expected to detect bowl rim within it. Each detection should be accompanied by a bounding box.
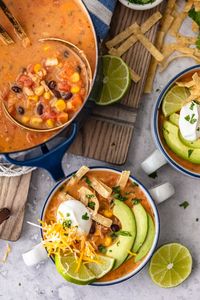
[153,64,200,179]
[118,0,164,11]
[40,166,160,286]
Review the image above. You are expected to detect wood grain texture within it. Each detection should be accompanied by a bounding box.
[0,173,31,241]
[71,3,162,164]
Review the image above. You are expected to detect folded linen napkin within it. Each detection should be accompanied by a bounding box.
[83,0,117,39]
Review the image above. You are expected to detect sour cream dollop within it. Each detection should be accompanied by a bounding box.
[57,199,92,234]
[179,101,200,142]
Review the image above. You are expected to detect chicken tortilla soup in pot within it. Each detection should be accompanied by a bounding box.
[41,166,159,285]
[0,0,97,152]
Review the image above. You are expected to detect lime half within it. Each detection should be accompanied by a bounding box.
[87,255,115,279]
[96,55,131,105]
[55,255,96,285]
[162,85,190,117]
[149,243,192,288]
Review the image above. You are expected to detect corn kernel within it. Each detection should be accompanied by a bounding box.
[70,72,80,83]
[54,99,66,112]
[71,85,80,94]
[34,64,42,73]
[34,86,45,96]
[28,95,39,102]
[103,210,113,218]
[21,116,30,124]
[104,237,112,247]
[46,119,54,128]
[43,92,51,100]
[30,117,43,127]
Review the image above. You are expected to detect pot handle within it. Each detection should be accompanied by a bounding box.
[141,149,168,175]
[149,182,175,205]
[22,243,48,266]
[4,123,78,182]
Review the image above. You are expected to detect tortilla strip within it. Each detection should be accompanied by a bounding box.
[78,186,99,215]
[160,54,200,73]
[90,177,112,199]
[144,31,165,93]
[176,80,195,88]
[117,171,130,189]
[68,166,89,185]
[111,12,162,57]
[160,0,176,27]
[65,193,76,201]
[106,23,138,49]
[129,68,141,83]
[88,208,112,227]
[192,21,199,33]
[131,25,164,62]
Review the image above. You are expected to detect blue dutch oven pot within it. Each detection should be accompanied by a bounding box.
[4,1,102,181]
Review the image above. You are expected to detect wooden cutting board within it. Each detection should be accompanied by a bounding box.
[70,2,163,164]
[0,173,31,241]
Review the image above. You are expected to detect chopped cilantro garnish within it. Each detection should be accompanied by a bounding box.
[72,173,76,178]
[132,181,139,187]
[188,8,200,27]
[116,241,120,246]
[179,201,189,209]
[98,244,106,254]
[132,198,141,205]
[125,191,133,195]
[185,115,190,122]
[115,230,132,237]
[190,102,195,110]
[196,35,200,50]
[188,149,193,158]
[66,213,70,217]
[82,212,89,220]
[83,176,92,186]
[86,194,95,199]
[148,171,158,179]
[63,219,72,229]
[112,186,121,193]
[88,201,95,209]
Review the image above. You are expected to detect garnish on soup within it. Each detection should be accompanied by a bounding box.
[41,166,155,285]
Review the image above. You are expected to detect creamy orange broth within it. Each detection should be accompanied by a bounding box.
[44,170,155,282]
[0,0,96,152]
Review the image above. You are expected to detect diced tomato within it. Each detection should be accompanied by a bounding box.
[59,63,74,80]
[71,95,83,109]
[42,110,58,120]
[57,81,70,92]
[57,112,69,124]
[18,75,33,87]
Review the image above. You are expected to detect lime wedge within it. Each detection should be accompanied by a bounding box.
[162,85,190,117]
[96,55,131,105]
[55,255,96,285]
[149,243,192,288]
[86,255,115,279]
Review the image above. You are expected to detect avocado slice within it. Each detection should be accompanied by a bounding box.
[135,214,155,263]
[132,203,148,253]
[169,113,200,149]
[169,113,179,127]
[106,200,136,269]
[163,120,200,163]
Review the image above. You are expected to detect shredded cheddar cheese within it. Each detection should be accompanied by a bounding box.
[41,221,100,272]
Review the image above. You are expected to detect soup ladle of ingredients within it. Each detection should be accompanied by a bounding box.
[2,38,92,133]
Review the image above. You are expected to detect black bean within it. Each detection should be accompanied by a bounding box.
[76,65,82,73]
[53,89,61,99]
[64,50,69,58]
[11,85,22,93]
[61,92,73,100]
[89,221,96,234]
[48,80,57,90]
[111,224,120,232]
[37,103,44,115]
[17,106,25,115]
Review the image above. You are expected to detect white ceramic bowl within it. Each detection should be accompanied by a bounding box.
[119,0,164,11]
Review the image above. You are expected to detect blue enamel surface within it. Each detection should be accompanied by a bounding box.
[153,64,200,179]
[40,166,160,286]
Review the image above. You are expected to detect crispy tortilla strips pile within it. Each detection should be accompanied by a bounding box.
[105,0,200,93]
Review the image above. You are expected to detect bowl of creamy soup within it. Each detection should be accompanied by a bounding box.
[141,65,200,178]
[22,166,176,286]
